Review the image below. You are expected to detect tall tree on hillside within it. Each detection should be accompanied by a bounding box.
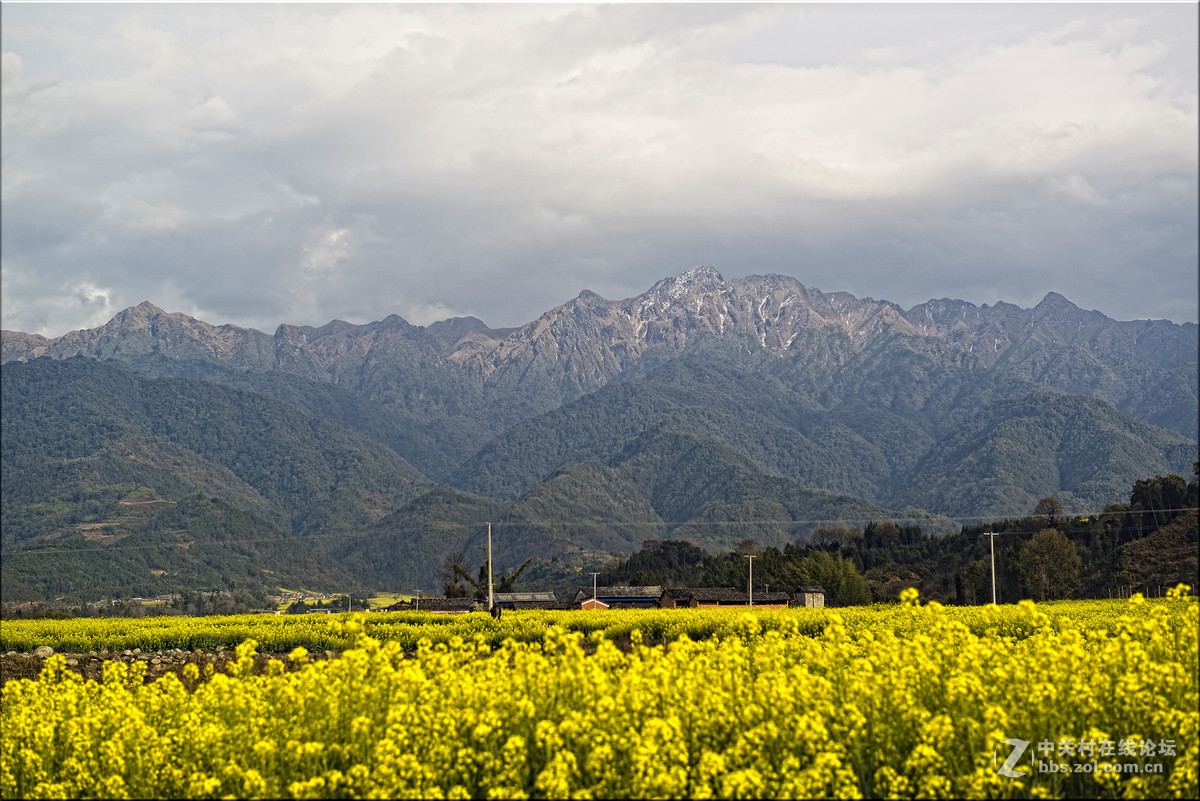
[811,527,847,549]
[1016,528,1082,601]
[1034,496,1064,528]
[1188,461,1200,509]
[736,538,760,557]
[1130,474,1189,529]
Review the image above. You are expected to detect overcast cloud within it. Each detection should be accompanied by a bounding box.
[2,3,1197,337]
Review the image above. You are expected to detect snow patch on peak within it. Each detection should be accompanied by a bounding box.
[650,266,725,300]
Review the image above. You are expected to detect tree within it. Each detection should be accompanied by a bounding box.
[1034,496,1064,528]
[439,552,471,598]
[1015,528,1081,601]
[864,522,901,548]
[837,557,872,605]
[1187,461,1200,510]
[453,546,535,601]
[736,539,760,557]
[496,558,534,593]
[1130,474,1189,529]
[800,550,870,606]
[811,527,846,549]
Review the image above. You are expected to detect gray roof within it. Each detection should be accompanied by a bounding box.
[388,597,477,612]
[665,587,742,602]
[603,599,661,609]
[574,585,664,602]
[797,586,825,594]
[510,601,577,610]
[748,592,792,603]
[494,592,557,603]
[666,588,791,604]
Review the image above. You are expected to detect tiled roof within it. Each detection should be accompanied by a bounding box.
[494,592,557,603]
[509,600,576,610]
[666,588,791,604]
[574,586,664,602]
[749,592,792,604]
[797,586,826,594]
[388,597,477,612]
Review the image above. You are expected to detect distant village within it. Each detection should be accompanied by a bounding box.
[2,586,826,619]
[379,586,827,614]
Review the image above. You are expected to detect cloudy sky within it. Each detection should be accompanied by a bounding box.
[2,3,1197,338]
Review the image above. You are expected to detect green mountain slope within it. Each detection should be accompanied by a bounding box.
[2,274,1195,601]
[325,487,508,591]
[0,495,356,603]
[2,357,432,550]
[447,336,1194,520]
[1,435,278,552]
[991,311,1199,440]
[450,338,893,503]
[615,424,955,546]
[339,424,954,592]
[897,393,1198,519]
[116,348,511,483]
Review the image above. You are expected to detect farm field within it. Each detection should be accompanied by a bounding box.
[2,591,1196,799]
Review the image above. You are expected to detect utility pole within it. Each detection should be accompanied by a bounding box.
[744,554,755,607]
[982,532,1001,605]
[590,572,599,606]
[487,522,494,611]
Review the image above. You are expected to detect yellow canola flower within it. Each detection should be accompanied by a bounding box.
[0,597,1195,799]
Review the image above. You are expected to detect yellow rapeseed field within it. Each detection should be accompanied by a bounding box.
[2,589,1196,799]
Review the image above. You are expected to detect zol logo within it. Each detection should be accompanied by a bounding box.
[994,738,1031,778]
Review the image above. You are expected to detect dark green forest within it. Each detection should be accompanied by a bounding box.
[593,466,1199,606]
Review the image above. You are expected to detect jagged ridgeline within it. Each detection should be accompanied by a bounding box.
[2,268,1196,597]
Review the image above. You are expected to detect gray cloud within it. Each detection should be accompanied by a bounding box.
[2,3,1196,337]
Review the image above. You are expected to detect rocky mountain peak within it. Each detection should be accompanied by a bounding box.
[1036,291,1073,307]
[1031,291,1114,331]
[905,298,983,328]
[647,266,726,300]
[3,270,1195,441]
[0,330,51,362]
[421,317,517,355]
[1033,291,1086,318]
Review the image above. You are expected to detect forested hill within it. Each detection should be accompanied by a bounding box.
[449,336,1195,519]
[596,467,1199,607]
[1,355,949,599]
[1,269,1196,601]
[1,357,432,601]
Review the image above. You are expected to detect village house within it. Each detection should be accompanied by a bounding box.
[796,586,826,608]
[573,586,664,610]
[492,592,572,611]
[385,597,476,615]
[659,588,791,610]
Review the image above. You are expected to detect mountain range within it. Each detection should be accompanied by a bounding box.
[2,267,1196,600]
